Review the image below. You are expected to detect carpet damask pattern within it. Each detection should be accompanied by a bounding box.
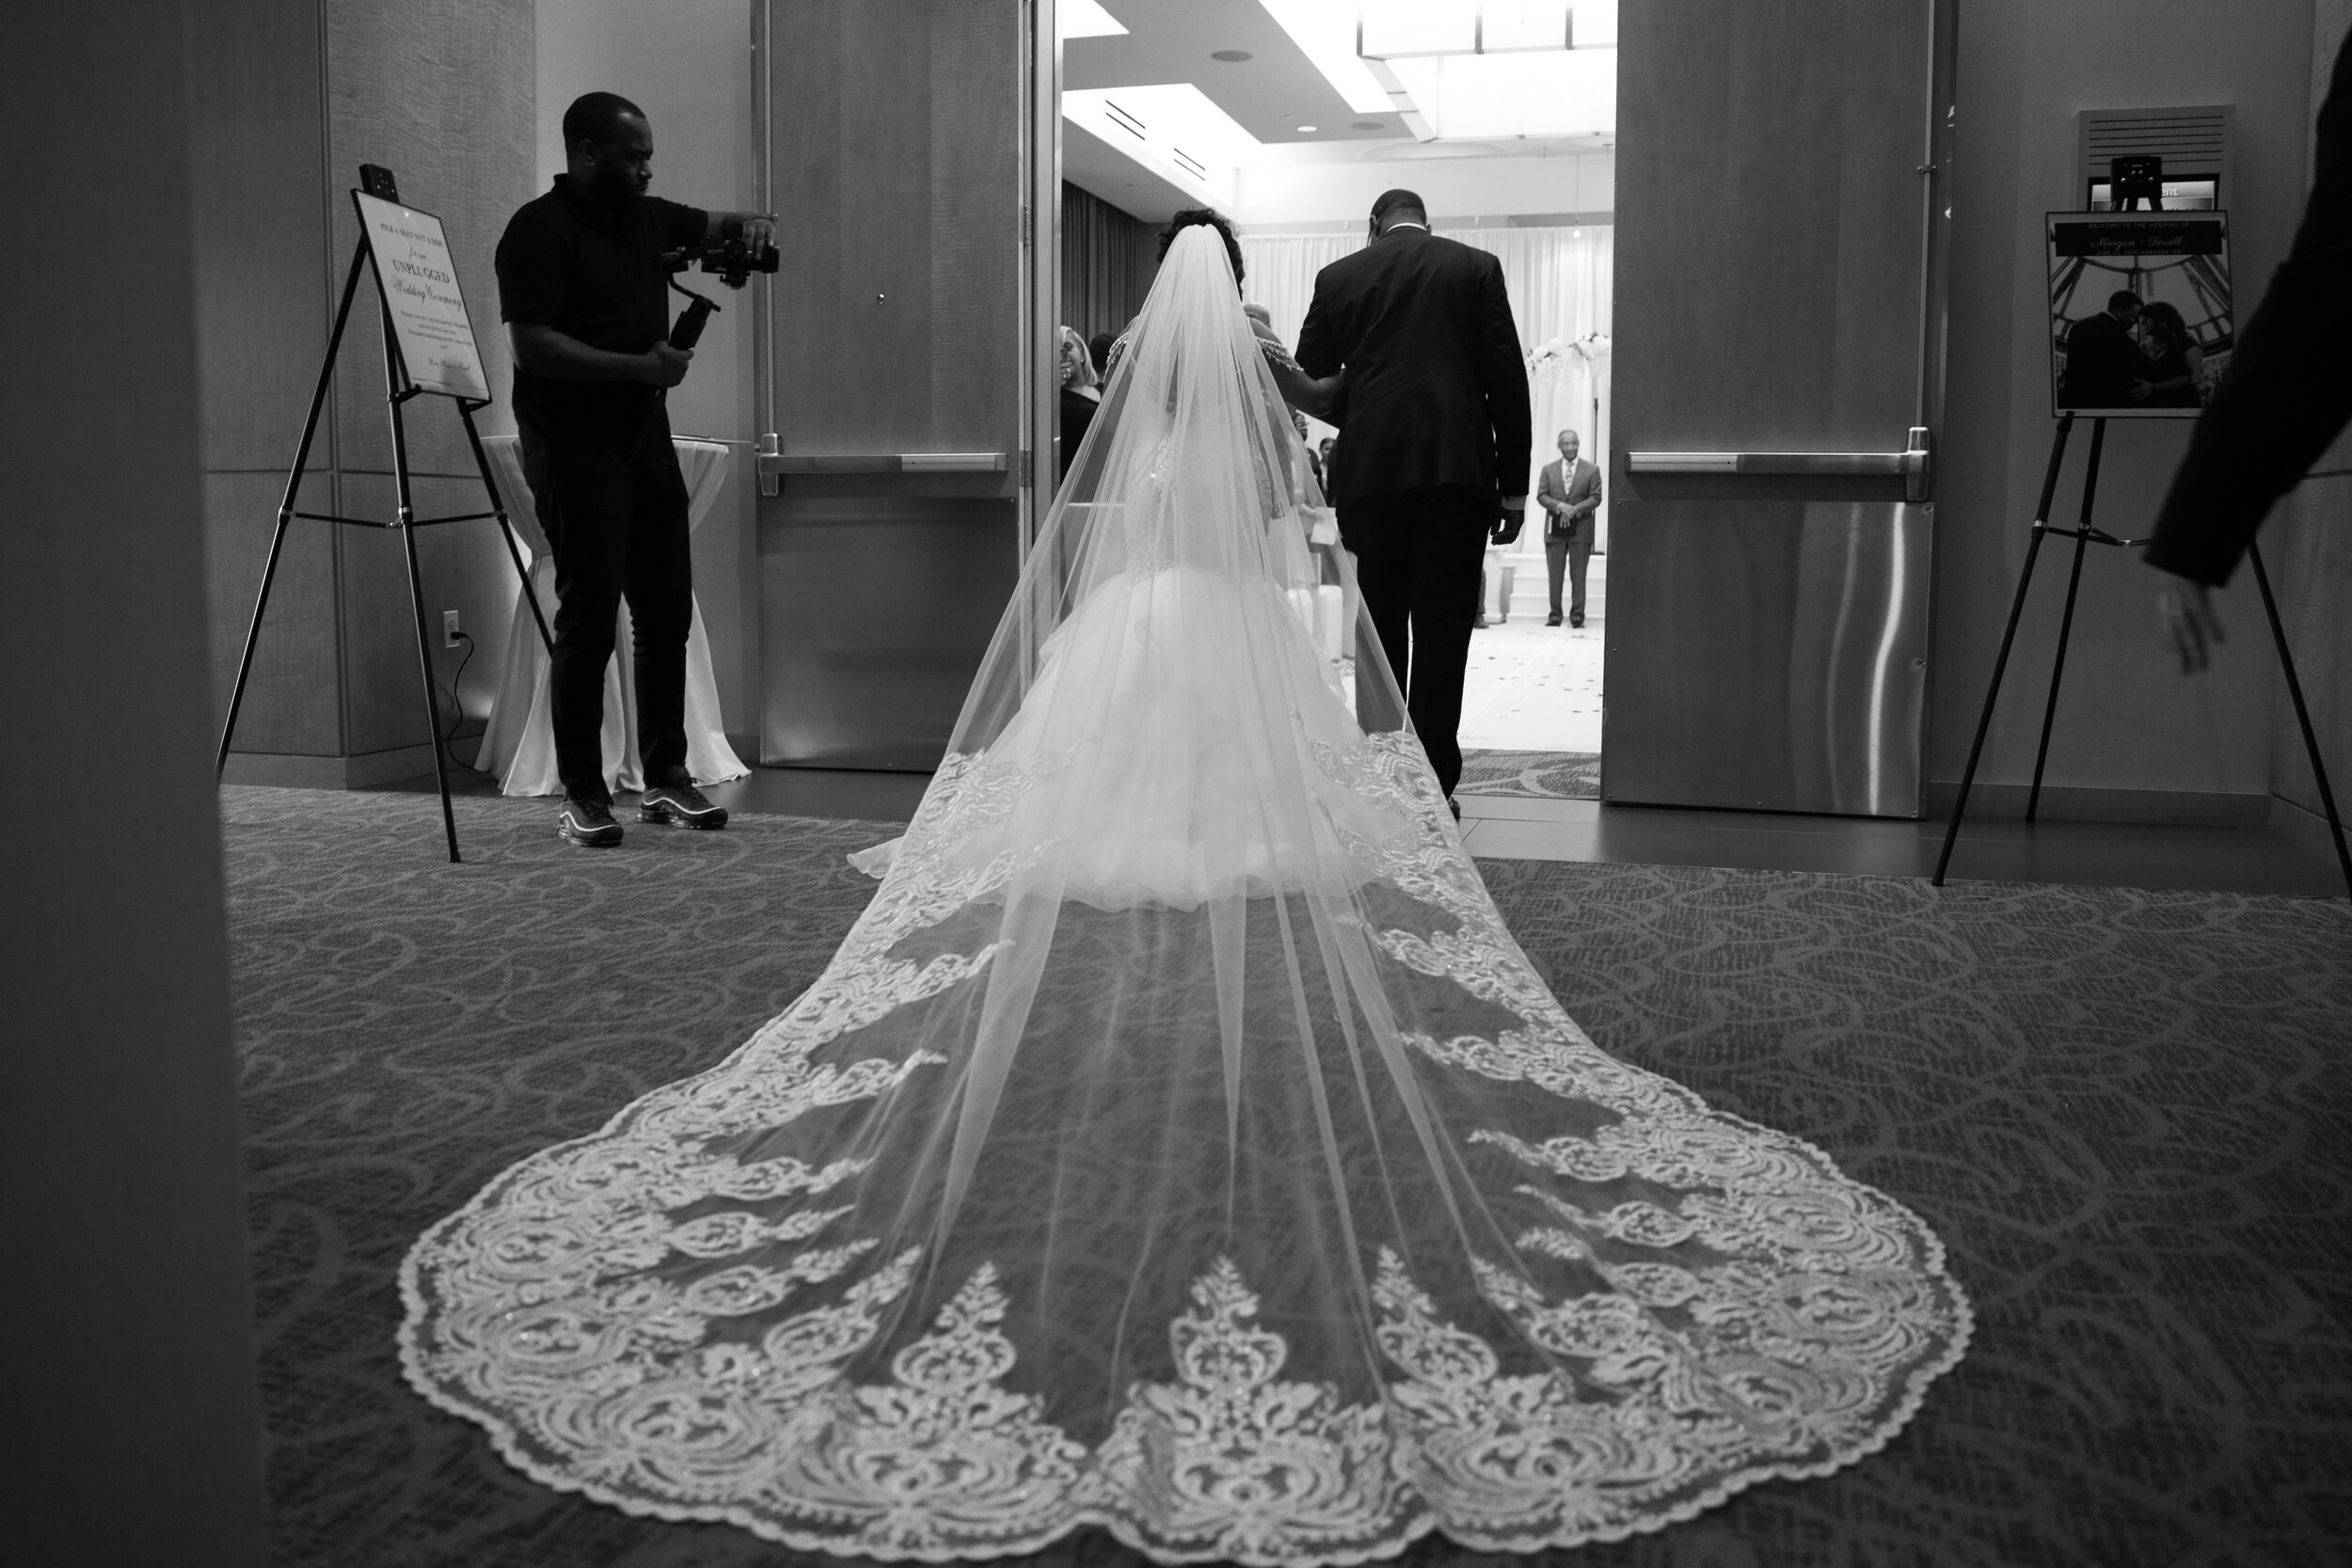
[1456,748,1603,799]
[220,786,2352,1567]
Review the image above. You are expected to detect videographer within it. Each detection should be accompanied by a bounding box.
[495,90,775,847]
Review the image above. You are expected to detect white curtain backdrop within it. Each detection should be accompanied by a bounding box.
[1241,225,1613,547]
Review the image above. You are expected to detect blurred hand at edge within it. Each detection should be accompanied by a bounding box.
[2157,576,2225,674]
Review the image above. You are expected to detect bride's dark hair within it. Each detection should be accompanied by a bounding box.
[1158,208,1244,288]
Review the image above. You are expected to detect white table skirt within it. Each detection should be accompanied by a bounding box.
[476,435,749,797]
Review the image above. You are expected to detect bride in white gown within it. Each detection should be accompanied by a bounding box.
[400,220,1969,1565]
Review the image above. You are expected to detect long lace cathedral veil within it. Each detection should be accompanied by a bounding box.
[400,227,1971,1565]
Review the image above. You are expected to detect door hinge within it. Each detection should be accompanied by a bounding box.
[1021,204,1031,247]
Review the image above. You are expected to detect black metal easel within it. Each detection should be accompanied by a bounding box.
[1932,411,2352,895]
[216,168,550,863]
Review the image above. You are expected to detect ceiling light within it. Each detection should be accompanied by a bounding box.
[1353,119,1386,130]
[1256,0,1395,115]
[1485,2,1569,51]
[1359,0,1476,58]
[1058,0,1126,40]
[1210,49,1252,61]
[1358,2,1616,58]
[1569,0,1619,48]
[1297,124,1318,133]
[1382,49,1615,138]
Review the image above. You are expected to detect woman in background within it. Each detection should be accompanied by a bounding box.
[2135,300,2206,407]
[1057,325,1101,483]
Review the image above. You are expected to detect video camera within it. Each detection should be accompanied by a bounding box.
[661,236,781,290]
[658,235,780,351]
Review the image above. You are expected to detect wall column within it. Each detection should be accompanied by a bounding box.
[199,0,535,789]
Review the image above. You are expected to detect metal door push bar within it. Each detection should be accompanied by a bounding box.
[1627,429,1932,499]
[756,451,1011,475]
[1627,428,1932,480]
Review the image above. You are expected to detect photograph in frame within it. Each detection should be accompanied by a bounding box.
[2047,210,2230,420]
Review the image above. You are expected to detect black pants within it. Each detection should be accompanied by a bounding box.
[1546,531,1593,619]
[1337,486,1492,799]
[521,435,693,804]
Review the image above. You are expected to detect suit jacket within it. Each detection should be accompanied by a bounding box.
[2147,39,2352,583]
[1295,227,1531,509]
[1536,456,1601,546]
[1057,384,1099,483]
[2059,310,2141,409]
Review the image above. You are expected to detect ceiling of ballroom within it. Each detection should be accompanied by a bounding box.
[1063,0,1616,222]
[1068,0,1397,150]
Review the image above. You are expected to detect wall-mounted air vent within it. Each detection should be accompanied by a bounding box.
[2076,105,2233,208]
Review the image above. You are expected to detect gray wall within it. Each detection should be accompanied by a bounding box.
[199,0,536,783]
[2266,1,2352,853]
[1933,0,2319,816]
[3,5,266,1561]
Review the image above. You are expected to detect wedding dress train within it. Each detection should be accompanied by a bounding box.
[400,226,1968,1565]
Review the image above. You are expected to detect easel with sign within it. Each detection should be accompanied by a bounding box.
[1934,175,2351,893]
[216,165,550,863]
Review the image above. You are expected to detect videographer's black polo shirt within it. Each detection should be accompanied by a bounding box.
[495,176,708,468]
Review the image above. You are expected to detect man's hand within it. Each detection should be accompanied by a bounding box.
[2156,575,2225,673]
[1493,495,1528,546]
[642,341,693,388]
[720,212,778,250]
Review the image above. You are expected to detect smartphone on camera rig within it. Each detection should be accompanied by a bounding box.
[658,236,779,351]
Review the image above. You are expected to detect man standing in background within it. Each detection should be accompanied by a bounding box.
[1536,428,1602,627]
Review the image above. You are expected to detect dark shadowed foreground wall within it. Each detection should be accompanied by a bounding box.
[0,6,267,1564]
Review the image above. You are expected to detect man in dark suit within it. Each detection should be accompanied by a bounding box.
[2059,290,2144,409]
[1295,189,1532,807]
[2148,40,2352,670]
[1534,428,1603,626]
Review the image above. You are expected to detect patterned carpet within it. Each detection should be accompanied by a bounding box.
[1457,749,1603,800]
[220,785,2352,1567]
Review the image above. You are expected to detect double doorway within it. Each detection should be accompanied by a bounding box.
[750,0,1949,822]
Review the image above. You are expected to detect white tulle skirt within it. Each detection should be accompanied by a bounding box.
[852,565,1399,910]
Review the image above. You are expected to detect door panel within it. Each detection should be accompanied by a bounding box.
[1605,501,1930,815]
[1606,0,1953,815]
[755,0,1046,768]
[760,488,1016,767]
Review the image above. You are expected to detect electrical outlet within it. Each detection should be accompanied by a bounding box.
[442,610,462,648]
